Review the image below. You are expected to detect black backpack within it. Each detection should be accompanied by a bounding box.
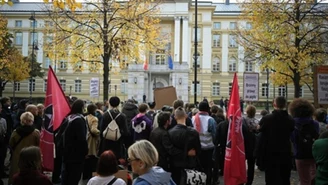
[296,121,319,159]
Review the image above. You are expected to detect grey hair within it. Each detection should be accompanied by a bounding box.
[128,140,158,169]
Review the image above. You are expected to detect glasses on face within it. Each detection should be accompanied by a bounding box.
[127,157,140,163]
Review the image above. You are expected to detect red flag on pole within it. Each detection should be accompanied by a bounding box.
[143,59,148,70]
[40,66,71,171]
[224,73,247,185]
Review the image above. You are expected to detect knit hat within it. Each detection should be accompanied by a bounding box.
[109,96,120,107]
[198,101,210,112]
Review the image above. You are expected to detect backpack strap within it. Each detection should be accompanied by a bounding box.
[107,177,117,185]
[108,110,120,121]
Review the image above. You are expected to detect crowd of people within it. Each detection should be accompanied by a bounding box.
[0,95,328,185]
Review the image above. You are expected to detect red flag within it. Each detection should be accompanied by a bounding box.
[143,59,148,70]
[224,73,247,185]
[40,66,71,171]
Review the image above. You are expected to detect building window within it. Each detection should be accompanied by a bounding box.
[60,60,67,69]
[230,22,237,30]
[229,82,233,95]
[30,32,38,45]
[74,80,82,93]
[262,83,269,97]
[191,81,200,95]
[60,79,66,92]
[14,82,20,91]
[30,20,37,28]
[212,82,220,96]
[192,52,201,68]
[15,20,22,27]
[45,57,51,68]
[193,27,202,42]
[278,86,286,97]
[213,34,220,47]
[44,80,47,92]
[212,57,220,72]
[15,32,23,45]
[155,49,166,65]
[246,22,252,30]
[245,62,253,72]
[28,79,35,92]
[229,58,237,72]
[121,79,128,94]
[213,22,221,29]
[229,34,237,48]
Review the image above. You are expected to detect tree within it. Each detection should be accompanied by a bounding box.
[25,53,45,79]
[237,0,328,98]
[44,0,163,101]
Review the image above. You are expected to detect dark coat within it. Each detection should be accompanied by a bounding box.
[62,114,88,163]
[121,103,138,129]
[12,170,53,185]
[33,115,42,131]
[150,126,183,171]
[258,110,295,168]
[98,109,129,159]
[168,124,201,168]
[1,106,13,141]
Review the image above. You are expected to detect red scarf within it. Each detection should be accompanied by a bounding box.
[194,111,209,133]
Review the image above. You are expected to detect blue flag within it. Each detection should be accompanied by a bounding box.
[168,55,173,70]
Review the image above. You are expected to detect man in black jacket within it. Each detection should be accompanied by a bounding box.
[258,97,295,185]
[99,96,129,160]
[150,111,183,172]
[121,99,138,149]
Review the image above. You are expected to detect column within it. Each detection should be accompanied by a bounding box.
[202,26,212,69]
[174,16,181,62]
[182,16,189,63]
[22,31,29,56]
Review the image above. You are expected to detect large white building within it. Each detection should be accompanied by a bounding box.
[0,0,314,104]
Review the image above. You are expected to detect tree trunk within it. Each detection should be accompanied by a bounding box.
[293,72,301,98]
[103,54,110,101]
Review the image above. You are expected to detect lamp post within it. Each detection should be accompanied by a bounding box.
[193,0,198,105]
[114,85,117,96]
[29,12,38,103]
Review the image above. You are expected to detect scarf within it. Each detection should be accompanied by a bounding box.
[194,111,209,133]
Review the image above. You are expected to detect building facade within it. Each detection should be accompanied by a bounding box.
[0,0,314,104]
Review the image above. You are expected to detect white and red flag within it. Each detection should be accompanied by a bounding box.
[224,73,247,185]
[40,66,70,171]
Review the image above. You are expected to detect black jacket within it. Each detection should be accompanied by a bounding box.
[98,109,129,159]
[33,115,43,131]
[121,103,138,129]
[258,110,295,166]
[63,114,88,163]
[216,120,229,150]
[1,106,13,142]
[169,124,201,168]
[150,126,183,171]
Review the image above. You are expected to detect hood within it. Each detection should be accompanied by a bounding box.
[132,114,149,126]
[294,117,315,126]
[138,167,172,185]
[16,125,35,137]
[123,103,137,111]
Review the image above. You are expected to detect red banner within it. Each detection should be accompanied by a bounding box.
[40,66,71,171]
[224,73,247,185]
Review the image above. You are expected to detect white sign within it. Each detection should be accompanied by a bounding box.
[90,78,99,98]
[317,74,328,104]
[243,73,259,101]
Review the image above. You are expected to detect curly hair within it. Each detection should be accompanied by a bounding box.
[288,98,315,118]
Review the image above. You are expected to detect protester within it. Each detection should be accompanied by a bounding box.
[8,112,40,184]
[0,103,7,185]
[36,104,44,117]
[127,140,176,185]
[169,100,193,129]
[192,101,216,184]
[25,104,42,131]
[314,108,328,134]
[186,103,195,119]
[258,97,295,185]
[152,106,173,130]
[132,103,152,141]
[242,105,259,185]
[216,117,229,177]
[87,150,126,185]
[210,105,225,126]
[290,98,319,185]
[312,131,328,185]
[149,111,183,171]
[121,99,138,148]
[99,96,129,161]
[145,102,156,122]
[259,110,268,121]
[15,99,29,129]
[61,99,88,185]
[95,102,104,130]
[219,97,224,109]
[169,107,200,184]
[83,104,101,180]
[12,146,52,185]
